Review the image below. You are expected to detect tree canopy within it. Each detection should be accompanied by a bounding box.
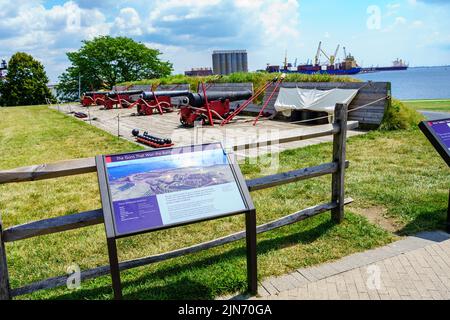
[57,36,173,101]
[0,52,55,106]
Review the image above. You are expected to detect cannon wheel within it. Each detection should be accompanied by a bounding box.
[197,114,209,126]
[180,117,194,128]
[180,114,208,128]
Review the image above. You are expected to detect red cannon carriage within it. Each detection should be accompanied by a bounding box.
[81,91,109,107]
[135,90,190,116]
[179,90,252,127]
[102,90,143,109]
[179,75,284,127]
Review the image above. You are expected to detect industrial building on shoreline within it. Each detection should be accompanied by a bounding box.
[212,50,248,75]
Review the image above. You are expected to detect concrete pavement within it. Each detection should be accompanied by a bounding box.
[221,231,450,300]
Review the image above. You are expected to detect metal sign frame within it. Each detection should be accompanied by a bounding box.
[96,143,257,299]
[419,118,450,167]
[419,118,450,234]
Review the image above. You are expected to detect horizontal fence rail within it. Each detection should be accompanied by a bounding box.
[11,198,353,297]
[232,122,358,152]
[2,161,349,243]
[0,122,358,186]
[0,103,353,299]
[0,157,97,185]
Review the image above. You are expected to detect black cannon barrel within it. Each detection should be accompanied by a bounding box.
[107,90,144,97]
[187,90,253,107]
[141,90,191,100]
[83,91,111,97]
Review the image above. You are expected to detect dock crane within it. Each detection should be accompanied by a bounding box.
[314,41,322,65]
[330,45,340,65]
[283,50,288,70]
[316,42,340,66]
[314,42,341,66]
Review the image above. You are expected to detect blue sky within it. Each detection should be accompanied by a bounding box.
[0,0,449,82]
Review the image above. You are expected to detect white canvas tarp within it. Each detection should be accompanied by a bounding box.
[274,87,359,116]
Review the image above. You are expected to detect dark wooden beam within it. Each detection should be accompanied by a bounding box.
[0,157,96,185]
[0,220,11,300]
[2,209,103,243]
[331,103,348,223]
[3,162,349,243]
[11,198,353,297]
[247,161,349,192]
[0,123,358,186]
[232,122,358,152]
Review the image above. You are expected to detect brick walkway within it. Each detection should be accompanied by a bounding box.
[222,231,450,300]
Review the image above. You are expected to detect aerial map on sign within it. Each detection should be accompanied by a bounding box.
[108,165,235,201]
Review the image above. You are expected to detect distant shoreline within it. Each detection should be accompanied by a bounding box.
[404,65,449,69]
[400,99,450,102]
[359,65,449,69]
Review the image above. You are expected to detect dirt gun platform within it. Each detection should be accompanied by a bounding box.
[53,104,364,159]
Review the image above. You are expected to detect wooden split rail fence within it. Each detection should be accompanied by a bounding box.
[0,104,356,300]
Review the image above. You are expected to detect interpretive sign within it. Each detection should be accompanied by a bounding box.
[419,118,450,234]
[419,118,450,167]
[96,143,257,299]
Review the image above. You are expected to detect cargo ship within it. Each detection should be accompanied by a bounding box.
[374,58,408,71]
[266,42,362,75]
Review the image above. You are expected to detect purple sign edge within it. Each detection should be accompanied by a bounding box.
[107,142,224,163]
[429,118,450,149]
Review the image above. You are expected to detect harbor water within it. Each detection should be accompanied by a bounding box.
[354,66,450,100]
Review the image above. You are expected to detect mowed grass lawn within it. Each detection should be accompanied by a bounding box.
[402,99,450,112]
[0,105,448,300]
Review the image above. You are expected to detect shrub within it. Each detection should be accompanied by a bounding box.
[379,99,424,131]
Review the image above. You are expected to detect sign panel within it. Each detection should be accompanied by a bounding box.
[419,118,450,167]
[98,143,249,237]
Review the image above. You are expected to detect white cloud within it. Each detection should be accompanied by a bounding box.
[411,20,424,28]
[395,16,407,25]
[149,0,222,20]
[0,1,111,80]
[114,7,142,36]
[234,0,263,10]
[386,2,401,16]
[381,15,407,32]
[0,0,448,82]
[259,0,300,43]
[233,0,301,48]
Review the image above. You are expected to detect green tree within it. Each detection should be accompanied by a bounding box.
[57,36,173,101]
[0,52,55,106]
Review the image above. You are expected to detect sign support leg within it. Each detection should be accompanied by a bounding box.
[331,103,348,223]
[245,209,257,295]
[107,238,123,300]
[0,218,11,300]
[447,189,450,234]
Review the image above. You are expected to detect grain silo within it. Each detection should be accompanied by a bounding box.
[212,50,248,75]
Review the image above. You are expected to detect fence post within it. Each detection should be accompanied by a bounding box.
[331,103,348,223]
[447,189,450,234]
[0,217,11,300]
